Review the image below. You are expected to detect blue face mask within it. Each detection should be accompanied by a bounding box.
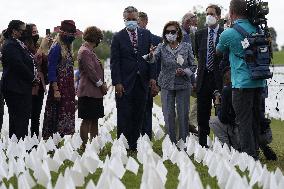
[125,21,138,31]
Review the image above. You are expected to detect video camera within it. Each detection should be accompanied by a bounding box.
[246,0,269,36]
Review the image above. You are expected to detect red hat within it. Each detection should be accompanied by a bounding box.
[54,20,82,36]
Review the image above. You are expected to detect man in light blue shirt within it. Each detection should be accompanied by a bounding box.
[216,0,265,159]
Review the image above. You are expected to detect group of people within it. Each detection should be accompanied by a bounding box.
[0,20,107,145]
[0,0,277,160]
[110,0,276,160]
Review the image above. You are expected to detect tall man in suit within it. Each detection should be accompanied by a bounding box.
[195,4,224,147]
[111,6,157,150]
[137,11,162,139]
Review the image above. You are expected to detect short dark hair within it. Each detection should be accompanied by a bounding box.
[123,6,138,18]
[206,4,222,16]
[230,0,247,17]
[138,12,148,20]
[83,26,103,44]
[162,21,183,44]
[3,20,25,39]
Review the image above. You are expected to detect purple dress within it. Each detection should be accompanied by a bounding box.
[42,43,75,139]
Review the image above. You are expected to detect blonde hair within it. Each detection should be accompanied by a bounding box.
[37,37,51,56]
[52,33,73,60]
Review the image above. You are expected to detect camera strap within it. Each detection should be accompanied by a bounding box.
[232,24,250,38]
[232,24,251,59]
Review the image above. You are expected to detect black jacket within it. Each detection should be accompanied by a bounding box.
[195,27,224,93]
[1,38,34,94]
[217,84,236,125]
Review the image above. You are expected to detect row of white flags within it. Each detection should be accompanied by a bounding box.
[0,69,283,189]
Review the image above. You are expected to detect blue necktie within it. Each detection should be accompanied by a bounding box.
[207,29,215,71]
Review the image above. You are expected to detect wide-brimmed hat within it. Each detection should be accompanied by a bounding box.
[54,20,82,36]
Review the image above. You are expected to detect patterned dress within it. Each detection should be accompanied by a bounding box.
[42,43,75,139]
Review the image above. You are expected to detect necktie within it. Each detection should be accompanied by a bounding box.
[130,31,138,53]
[207,29,215,71]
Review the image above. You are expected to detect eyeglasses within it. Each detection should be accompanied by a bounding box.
[165,30,177,35]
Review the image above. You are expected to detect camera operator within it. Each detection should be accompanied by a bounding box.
[210,65,277,160]
[216,0,266,159]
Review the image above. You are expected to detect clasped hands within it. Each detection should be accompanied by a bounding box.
[115,79,159,98]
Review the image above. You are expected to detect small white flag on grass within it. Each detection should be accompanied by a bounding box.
[45,137,56,152]
[72,158,89,177]
[65,168,85,187]
[45,157,61,172]
[126,157,139,175]
[118,134,129,149]
[275,168,284,185]
[208,154,218,177]
[109,155,126,179]
[86,180,97,189]
[194,145,206,164]
[33,161,51,187]
[110,177,126,189]
[83,156,99,174]
[17,173,30,189]
[156,160,167,184]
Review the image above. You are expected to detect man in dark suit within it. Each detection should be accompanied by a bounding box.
[137,11,162,139]
[111,6,157,150]
[195,4,224,147]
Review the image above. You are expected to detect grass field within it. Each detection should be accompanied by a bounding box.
[272,50,284,65]
[2,96,283,189]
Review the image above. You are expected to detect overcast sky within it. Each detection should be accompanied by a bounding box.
[1,0,283,46]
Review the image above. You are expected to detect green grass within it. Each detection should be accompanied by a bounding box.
[260,119,284,172]
[272,50,284,65]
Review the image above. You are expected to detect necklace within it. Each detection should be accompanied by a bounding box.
[170,43,180,50]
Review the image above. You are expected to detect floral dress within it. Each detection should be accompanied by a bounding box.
[42,43,75,139]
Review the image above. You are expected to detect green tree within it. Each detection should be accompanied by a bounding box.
[269,27,278,51]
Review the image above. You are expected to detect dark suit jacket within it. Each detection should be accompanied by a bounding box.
[195,27,224,93]
[110,28,155,94]
[151,34,162,47]
[1,38,34,94]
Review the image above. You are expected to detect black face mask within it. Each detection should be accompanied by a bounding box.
[32,34,39,45]
[62,35,75,44]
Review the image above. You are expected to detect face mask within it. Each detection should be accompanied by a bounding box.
[62,35,75,44]
[32,34,39,45]
[190,26,197,34]
[125,21,138,31]
[206,15,217,26]
[165,34,177,43]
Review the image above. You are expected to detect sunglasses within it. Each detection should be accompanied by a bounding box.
[165,30,177,35]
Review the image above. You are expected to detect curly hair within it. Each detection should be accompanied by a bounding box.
[162,21,183,44]
[83,26,103,44]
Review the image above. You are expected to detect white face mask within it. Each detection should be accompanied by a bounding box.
[206,15,217,26]
[165,34,177,43]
